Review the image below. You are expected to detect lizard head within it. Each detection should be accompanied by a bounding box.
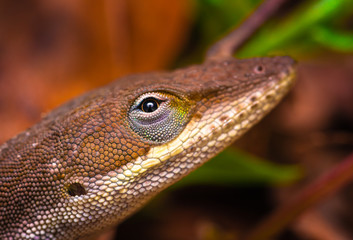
[0,56,295,239]
[55,56,295,238]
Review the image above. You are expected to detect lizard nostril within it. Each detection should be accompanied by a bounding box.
[254,65,264,73]
[67,182,87,196]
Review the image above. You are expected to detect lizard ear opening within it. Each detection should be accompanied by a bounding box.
[67,182,87,196]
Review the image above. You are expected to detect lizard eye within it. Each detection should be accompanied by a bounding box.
[139,97,161,113]
[128,92,191,143]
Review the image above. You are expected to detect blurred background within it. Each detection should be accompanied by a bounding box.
[1,0,353,239]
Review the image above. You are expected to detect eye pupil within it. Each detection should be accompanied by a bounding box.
[142,98,159,113]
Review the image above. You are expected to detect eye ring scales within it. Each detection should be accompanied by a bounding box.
[128,92,191,143]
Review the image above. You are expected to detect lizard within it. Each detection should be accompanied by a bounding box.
[0,1,295,239]
[0,56,295,240]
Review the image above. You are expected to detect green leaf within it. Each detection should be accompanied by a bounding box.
[172,148,302,189]
[237,0,352,57]
[311,26,353,52]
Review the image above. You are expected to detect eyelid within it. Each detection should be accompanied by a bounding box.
[141,97,164,105]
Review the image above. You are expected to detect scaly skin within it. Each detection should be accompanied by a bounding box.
[0,57,295,239]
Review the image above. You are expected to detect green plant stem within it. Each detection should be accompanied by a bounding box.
[206,0,288,60]
[244,152,353,240]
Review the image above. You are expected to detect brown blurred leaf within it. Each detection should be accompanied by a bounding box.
[0,0,193,143]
